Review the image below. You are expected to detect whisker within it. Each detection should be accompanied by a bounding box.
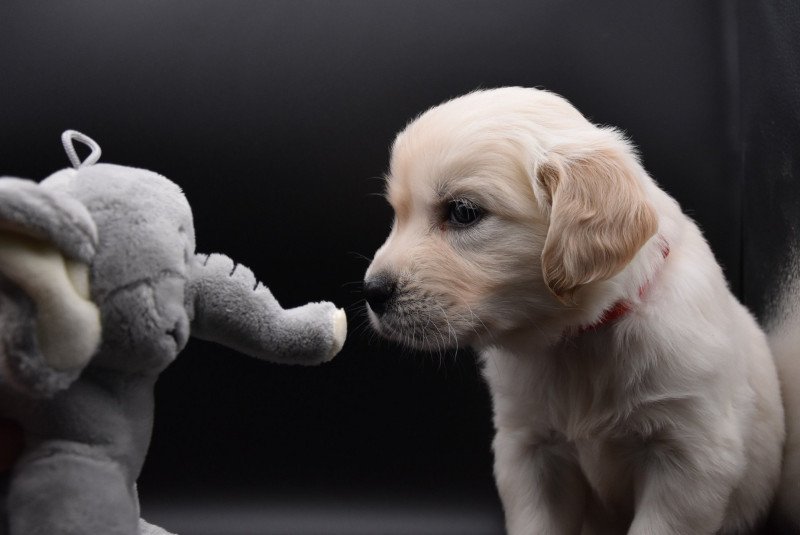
[366,174,389,184]
[464,303,494,346]
[347,251,374,263]
[346,299,368,313]
[434,303,458,366]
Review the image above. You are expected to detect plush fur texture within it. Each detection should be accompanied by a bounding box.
[365,87,793,534]
[0,136,347,535]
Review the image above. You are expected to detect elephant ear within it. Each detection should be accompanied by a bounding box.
[0,177,102,397]
[0,176,97,263]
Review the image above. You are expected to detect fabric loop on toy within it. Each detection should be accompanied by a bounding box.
[61,130,102,169]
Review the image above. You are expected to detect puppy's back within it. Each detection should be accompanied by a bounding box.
[767,250,800,529]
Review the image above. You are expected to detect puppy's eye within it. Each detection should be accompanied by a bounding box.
[447,199,483,227]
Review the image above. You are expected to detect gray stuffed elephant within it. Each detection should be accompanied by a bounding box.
[0,131,347,535]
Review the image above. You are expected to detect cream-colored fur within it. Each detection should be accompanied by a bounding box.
[767,246,800,529]
[365,87,790,534]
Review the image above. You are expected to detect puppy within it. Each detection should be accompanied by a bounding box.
[364,87,792,534]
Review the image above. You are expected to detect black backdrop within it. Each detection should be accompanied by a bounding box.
[1,2,797,534]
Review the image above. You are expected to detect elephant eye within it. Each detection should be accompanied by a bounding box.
[447,199,484,227]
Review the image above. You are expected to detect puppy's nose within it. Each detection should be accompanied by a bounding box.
[364,274,396,316]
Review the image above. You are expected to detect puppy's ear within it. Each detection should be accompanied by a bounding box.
[535,144,658,303]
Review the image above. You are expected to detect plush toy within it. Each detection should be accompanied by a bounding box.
[0,131,347,535]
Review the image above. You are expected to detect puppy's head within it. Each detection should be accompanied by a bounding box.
[365,87,657,350]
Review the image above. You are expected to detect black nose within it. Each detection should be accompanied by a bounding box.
[364,274,396,315]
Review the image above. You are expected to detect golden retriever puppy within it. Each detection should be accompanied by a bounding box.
[364,87,791,534]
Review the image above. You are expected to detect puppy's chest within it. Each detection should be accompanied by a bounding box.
[484,339,656,441]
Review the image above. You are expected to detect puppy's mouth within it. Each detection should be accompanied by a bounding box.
[367,293,478,351]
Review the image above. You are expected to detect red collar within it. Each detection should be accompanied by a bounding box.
[579,300,633,333]
[577,240,670,334]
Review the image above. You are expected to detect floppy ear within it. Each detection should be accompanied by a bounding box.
[535,144,658,303]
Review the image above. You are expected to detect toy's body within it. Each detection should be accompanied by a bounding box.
[0,132,346,534]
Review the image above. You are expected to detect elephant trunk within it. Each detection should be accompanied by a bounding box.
[187,253,346,365]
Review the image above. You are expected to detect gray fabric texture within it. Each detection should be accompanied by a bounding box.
[190,253,340,365]
[0,150,344,534]
[0,276,80,397]
[0,176,96,263]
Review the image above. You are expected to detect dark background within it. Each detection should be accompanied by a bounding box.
[1,1,798,534]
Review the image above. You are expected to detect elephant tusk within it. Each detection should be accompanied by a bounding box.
[327,308,348,360]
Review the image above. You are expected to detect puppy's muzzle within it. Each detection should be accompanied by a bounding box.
[363,273,396,316]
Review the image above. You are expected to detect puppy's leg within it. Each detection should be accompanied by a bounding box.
[628,427,744,535]
[493,429,587,535]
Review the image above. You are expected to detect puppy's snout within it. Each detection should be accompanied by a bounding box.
[364,273,396,316]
